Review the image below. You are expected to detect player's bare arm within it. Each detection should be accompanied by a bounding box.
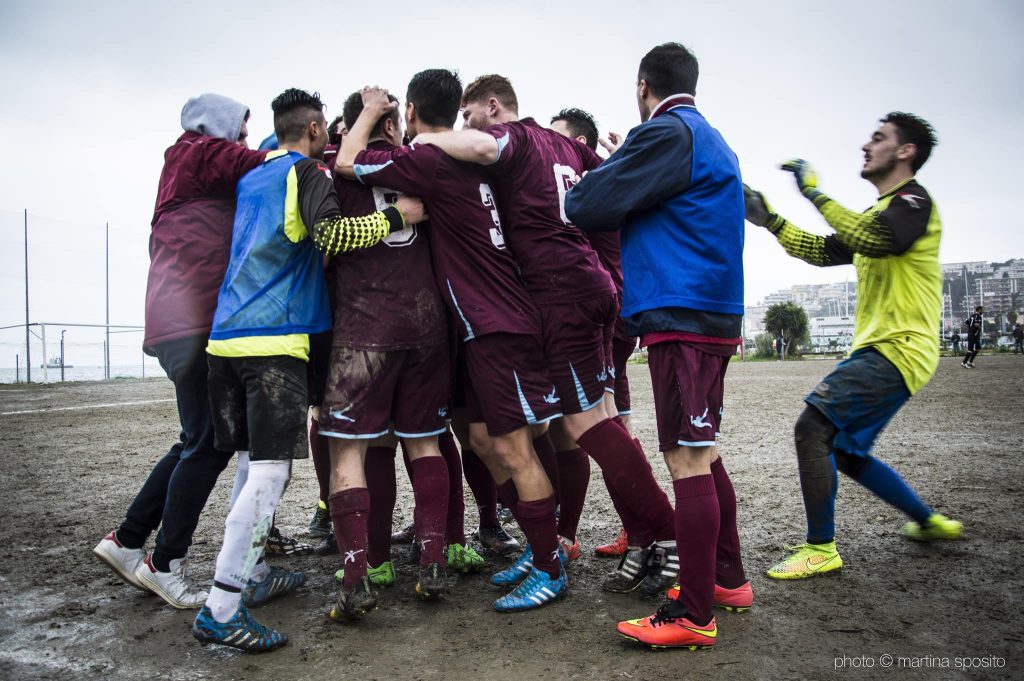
[336,86,395,179]
[413,129,499,165]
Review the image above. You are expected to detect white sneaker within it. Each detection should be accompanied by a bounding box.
[93,531,147,591]
[134,554,209,609]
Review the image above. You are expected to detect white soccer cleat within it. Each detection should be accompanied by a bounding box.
[93,531,148,591]
[134,554,209,609]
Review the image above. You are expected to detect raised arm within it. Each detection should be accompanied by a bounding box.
[336,86,397,179]
[413,129,500,165]
[743,185,853,267]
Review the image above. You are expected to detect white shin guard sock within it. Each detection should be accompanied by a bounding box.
[228,451,251,509]
[207,459,291,622]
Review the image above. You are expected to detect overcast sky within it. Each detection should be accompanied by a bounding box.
[1,0,1022,364]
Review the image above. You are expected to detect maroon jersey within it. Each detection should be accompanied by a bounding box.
[483,118,615,306]
[353,142,540,341]
[328,140,447,350]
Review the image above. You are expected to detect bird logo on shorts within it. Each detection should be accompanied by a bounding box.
[343,549,364,564]
[597,369,608,383]
[690,408,713,430]
[543,388,560,404]
[438,406,449,419]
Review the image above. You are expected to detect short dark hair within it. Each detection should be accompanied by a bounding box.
[462,74,518,112]
[551,108,599,150]
[272,89,325,143]
[638,42,699,98]
[407,69,463,128]
[343,91,400,139]
[879,112,937,172]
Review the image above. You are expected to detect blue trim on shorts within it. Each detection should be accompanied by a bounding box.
[320,429,390,440]
[393,427,447,439]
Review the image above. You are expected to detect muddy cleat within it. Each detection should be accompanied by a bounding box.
[477,523,521,557]
[602,545,652,593]
[447,543,485,573]
[336,560,396,587]
[493,565,567,612]
[415,563,448,601]
[93,531,147,591]
[559,535,581,562]
[313,534,338,556]
[134,554,209,609]
[639,542,680,596]
[307,501,332,538]
[595,527,629,558]
[391,522,416,544]
[497,505,515,525]
[192,604,287,653]
[903,513,964,542]
[767,541,843,580]
[490,545,535,586]
[329,576,379,622]
[242,567,306,608]
[265,527,314,556]
[617,601,717,650]
[666,581,754,613]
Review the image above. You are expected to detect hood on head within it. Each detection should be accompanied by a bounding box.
[180,93,250,141]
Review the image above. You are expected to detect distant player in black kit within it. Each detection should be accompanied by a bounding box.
[962,306,983,368]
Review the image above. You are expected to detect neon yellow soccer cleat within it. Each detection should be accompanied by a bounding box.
[766,541,843,580]
[903,513,963,542]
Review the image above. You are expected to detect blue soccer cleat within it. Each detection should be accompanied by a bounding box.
[192,604,287,653]
[493,565,567,612]
[242,566,306,607]
[490,545,535,586]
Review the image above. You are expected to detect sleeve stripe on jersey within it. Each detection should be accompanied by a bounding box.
[353,160,394,185]
[495,132,510,160]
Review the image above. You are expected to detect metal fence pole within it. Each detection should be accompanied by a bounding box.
[24,209,30,383]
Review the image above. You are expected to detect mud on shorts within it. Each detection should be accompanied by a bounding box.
[207,354,310,461]
[319,342,451,439]
[648,341,730,452]
[462,332,563,436]
[804,347,911,457]
[537,294,617,415]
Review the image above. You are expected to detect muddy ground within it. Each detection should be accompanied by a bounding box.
[1,355,1021,680]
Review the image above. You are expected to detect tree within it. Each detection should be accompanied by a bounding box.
[763,302,810,359]
[1008,310,1018,328]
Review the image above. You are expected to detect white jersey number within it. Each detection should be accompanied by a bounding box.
[372,186,418,247]
[479,183,506,249]
[553,163,581,226]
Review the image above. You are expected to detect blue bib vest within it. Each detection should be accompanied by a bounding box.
[619,108,745,318]
[209,151,331,340]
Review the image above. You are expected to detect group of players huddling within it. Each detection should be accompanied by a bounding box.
[92,42,963,654]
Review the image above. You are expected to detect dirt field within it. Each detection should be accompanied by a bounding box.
[1,355,1021,680]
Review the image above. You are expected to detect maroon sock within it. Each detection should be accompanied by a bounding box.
[309,418,331,504]
[672,475,719,626]
[496,479,520,522]
[602,470,651,546]
[635,436,675,542]
[577,418,675,543]
[531,433,560,504]
[462,448,499,527]
[364,446,397,567]
[555,447,590,541]
[711,457,747,588]
[329,488,370,588]
[438,432,466,545]
[516,495,560,577]
[410,457,449,566]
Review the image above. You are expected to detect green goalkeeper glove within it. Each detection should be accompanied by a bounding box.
[743,184,785,234]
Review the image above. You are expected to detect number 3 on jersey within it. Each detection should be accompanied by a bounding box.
[479,183,506,249]
[553,164,581,226]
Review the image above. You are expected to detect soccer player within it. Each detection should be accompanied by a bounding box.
[566,42,751,650]
[743,111,964,584]
[321,88,453,618]
[550,107,641,560]
[337,73,566,611]
[93,93,266,609]
[962,306,984,367]
[414,74,680,598]
[190,88,424,652]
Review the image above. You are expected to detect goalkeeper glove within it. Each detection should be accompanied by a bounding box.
[743,184,785,234]
[780,158,824,204]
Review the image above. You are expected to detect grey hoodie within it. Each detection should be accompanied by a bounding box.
[180,93,250,142]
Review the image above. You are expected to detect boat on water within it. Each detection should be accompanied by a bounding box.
[42,357,72,369]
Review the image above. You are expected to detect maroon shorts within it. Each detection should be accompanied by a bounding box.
[462,333,563,436]
[611,332,638,414]
[648,341,730,451]
[538,295,617,415]
[320,342,450,439]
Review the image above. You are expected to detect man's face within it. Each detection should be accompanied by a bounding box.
[237,120,249,148]
[861,122,910,180]
[310,113,329,159]
[461,99,492,130]
[383,110,404,147]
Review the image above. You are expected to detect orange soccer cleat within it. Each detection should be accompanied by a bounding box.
[617,602,717,650]
[665,580,753,613]
[594,527,629,557]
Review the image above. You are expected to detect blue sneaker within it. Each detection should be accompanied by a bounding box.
[242,566,306,607]
[192,604,287,653]
[490,544,569,587]
[493,565,567,612]
[490,545,534,586]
